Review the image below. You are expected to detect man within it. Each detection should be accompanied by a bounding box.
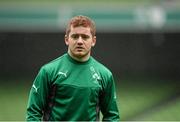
[26,15,120,121]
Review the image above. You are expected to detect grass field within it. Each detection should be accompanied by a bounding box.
[0,77,179,121]
[117,77,180,120]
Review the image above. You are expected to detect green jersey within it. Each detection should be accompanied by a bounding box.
[26,53,120,121]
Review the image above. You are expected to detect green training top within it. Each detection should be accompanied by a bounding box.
[26,53,120,121]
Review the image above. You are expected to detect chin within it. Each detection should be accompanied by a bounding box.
[74,52,87,58]
[75,53,85,58]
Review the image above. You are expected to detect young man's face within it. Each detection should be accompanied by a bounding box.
[65,26,96,61]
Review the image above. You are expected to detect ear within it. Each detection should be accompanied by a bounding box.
[91,36,96,47]
[64,35,69,46]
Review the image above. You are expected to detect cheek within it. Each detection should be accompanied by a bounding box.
[69,41,76,48]
[85,42,93,49]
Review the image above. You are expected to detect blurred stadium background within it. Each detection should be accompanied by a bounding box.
[0,0,180,121]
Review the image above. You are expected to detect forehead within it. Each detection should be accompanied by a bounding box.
[69,26,91,35]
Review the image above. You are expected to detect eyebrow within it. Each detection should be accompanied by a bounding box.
[71,34,90,37]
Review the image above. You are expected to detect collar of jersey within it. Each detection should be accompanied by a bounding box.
[66,53,92,65]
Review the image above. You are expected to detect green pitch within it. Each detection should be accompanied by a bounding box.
[0,77,179,121]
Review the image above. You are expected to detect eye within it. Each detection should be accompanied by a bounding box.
[81,34,90,40]
[71,34,79,40]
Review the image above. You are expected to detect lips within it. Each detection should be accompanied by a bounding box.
[76,47,84,49]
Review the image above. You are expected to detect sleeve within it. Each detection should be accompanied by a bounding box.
[26,67,50,121]
[99,74,120,121]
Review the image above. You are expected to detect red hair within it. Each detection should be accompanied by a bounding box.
[66,15,96,36]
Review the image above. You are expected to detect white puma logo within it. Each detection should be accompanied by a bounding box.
[32,84,38,92]
[58,71,67,77]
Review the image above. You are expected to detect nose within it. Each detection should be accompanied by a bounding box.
[77,36,83,44]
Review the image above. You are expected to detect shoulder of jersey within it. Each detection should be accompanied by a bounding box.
[91,57,112,75]
[40,54,67,72]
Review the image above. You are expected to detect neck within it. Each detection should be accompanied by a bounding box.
[68,50,90,62]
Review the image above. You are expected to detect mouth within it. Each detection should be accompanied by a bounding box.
[75,47,84,52]
[76,47,84,50]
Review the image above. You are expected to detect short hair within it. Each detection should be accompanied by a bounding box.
[66,15,96,36]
